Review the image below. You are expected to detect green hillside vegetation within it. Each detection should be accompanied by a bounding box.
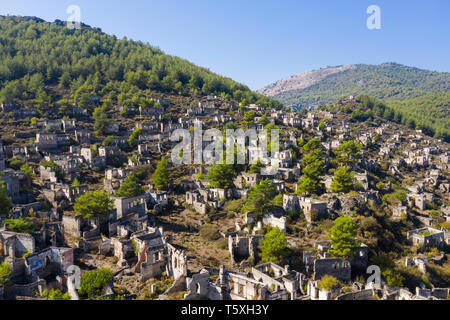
[0,16,282,113]
[272,63,449,108]
[320,94,449,142]
[385,92,450,142]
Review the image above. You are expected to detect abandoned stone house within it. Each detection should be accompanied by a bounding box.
[62,214,102,241]
[185,188,231,214]
[105,122,120,134]
[392,204,408,218]
[234,172,260,189]
[139,106,164,119]
[262,207,288,233]
[80,147,106,169]
[228,234,263,265]
[44,155,82,180]
[283,113,302,128]
[1,171,21,200]
[214,114,233,124]
[131,227,187,281]
[214,262,304,300]
[271,150,293,169]
[407,192,434,211]
[313,258,351,282]
[104,167,132,192]
[35,133,71,152]
[24,247,74,283]
[74,130,91,144]
[183,268,224,300]
[407,227,445,248]
[0,230,36,259]
[148,191,169,212]
[128,155,152,167]
[43,183,88,209]
[283,195,329,223]
[302,113,319,128]
[114,195,148,221]
[186,106,203,117]
[354,171,369,191]
[242,206,287,234]
[35,120,76,133]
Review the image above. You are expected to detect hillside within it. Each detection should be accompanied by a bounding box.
[0,16,282,112]
[384,92,450,141]
[258,63,450,108]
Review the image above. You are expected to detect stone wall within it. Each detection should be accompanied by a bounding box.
[313,258,351,282]
[337,289,375,300]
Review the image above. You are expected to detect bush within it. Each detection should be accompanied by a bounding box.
[0,261,12,285]
[41,289,71,300]
[318,275,338,291]
[199,224,220,241]
[167,291,187,300]
[3,218,35,233]
[215,237,228,250]
[78,268,113,298]
[74,190,114,219]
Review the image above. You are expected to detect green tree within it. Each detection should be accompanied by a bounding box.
[318,275,338,291]
[9,157,25,170]
[115,173,144,198]
[297,154,325,195]
[259,227,288,264]
[93,106,109,135]
[336,141,362,166]
[74,190,114,219]
[41,289,71,300]
[78,268,113,298]
[248,159,265,174]
[0,261,12,285]
[72,178,81,187]
[20,163,33,179]
[241,110,256,129]
[207,164,235,189]
[242,179,276,216]
[330,166,354,193]
[272,194,283,207]
[3,218,35,233]
[382,269,404,287]
[152,157,170,190]
[258,113,270,126]
[196,172,205,180]
[296,138,325,195]
[40,160,64,180]
[102,136,114,147]
[128,128,142,147]
[0,180,11,215]
[328,216,359,260]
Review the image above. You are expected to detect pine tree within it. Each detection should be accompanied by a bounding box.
[330,166,354,193]
[116,173,144,198]
[152,157,170,190]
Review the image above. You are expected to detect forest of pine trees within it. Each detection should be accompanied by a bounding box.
[0,16,282,114]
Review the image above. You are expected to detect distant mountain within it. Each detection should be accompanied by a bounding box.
[258,63,450,108]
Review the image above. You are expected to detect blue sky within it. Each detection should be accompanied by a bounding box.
[1,0,449,90]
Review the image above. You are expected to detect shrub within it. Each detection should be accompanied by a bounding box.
[199,224,220,241]
[41,289,71,300]
[3,218,35,233]
[78,268,113,298]
[318,275,338,291]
